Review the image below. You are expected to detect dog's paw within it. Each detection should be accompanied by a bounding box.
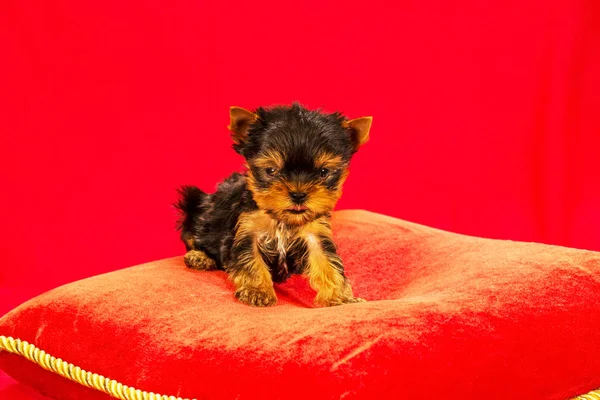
[235,286,277,307]
[346,297,366,303]
[184,250,217,271]
[316,296,366,307]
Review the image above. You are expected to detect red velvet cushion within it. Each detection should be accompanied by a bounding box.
[1,210,600,400]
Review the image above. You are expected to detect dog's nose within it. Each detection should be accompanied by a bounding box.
[290,192,307,204]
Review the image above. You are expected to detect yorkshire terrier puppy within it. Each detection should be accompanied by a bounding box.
[175,103,372,307]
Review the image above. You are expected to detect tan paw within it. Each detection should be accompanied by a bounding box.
[315,296,366,307]
[346,297,366,303]
[184,250,217,271]
[235,286,277,307]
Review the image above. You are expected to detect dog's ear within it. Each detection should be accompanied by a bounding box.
[343,116,373,151]
[228,106,258,145]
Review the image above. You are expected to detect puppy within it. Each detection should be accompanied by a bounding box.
[175,103,372,307]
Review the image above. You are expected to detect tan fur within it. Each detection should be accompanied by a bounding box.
[184,250,217,271]
[343,116,373,150]
[252,150,284,170]
[231,211,277,307]
[246,169,348,227]
[230,208,363,307]
[298,218,364,307]
[235,210,274,237]
[228,106,258,145]
[315,152,345,169]
[186,105,369,308]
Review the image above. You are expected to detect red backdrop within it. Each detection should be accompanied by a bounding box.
[1,0,599,315]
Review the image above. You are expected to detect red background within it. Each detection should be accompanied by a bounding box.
[1,0,600,315]
[1,0,600,397]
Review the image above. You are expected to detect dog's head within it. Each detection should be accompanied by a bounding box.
[228,103,372,226]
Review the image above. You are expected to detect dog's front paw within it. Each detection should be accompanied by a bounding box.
[235,286,277,307]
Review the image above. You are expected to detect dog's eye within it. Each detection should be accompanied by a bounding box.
[265,168,278,177]
[319,168,330,179]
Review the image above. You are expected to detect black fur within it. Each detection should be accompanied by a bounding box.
[238,103,355,193]
[175,103,361,285]
[175,173,257,267]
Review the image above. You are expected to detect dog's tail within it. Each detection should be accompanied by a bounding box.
[174,185,208,238]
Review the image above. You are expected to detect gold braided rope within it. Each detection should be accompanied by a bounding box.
[574,391,600,400]
[0,335,196,400]
[1,335,599,400]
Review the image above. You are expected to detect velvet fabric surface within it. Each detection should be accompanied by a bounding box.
[1,210,599,400]
[0,371,49,400]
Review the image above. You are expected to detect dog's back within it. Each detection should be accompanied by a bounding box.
[175,172,258,268]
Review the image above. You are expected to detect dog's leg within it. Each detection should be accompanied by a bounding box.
[301,219,365,307]
[180,234,217,270]
[229,228,277,307]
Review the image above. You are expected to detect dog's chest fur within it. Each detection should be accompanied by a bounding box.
[254,218,307,282]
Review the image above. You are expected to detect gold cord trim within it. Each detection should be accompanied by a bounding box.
[0,335,196,400]
[1,334,599,399]
[573,389,600,400]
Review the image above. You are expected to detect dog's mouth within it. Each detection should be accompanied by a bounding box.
[285,205,309,214]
